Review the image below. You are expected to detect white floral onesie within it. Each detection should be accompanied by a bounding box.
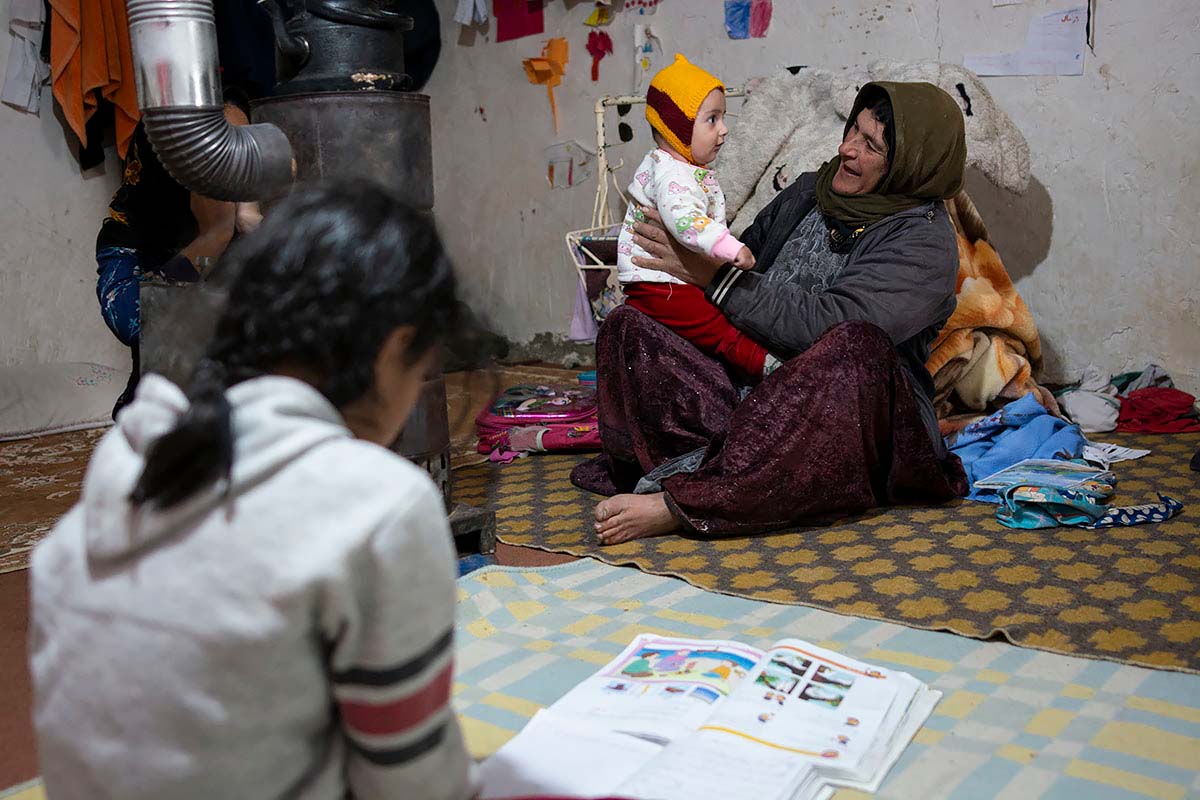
[616,148,746,285]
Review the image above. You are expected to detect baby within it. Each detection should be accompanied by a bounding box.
[617,53,780,380]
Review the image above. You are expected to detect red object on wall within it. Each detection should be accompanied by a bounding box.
[586,30,613,81]
[494,0,544,43]
[749,0,773,37]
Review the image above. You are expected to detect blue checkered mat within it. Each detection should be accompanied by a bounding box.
[454,561,1200,800]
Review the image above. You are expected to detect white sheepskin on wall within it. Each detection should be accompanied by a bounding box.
[721,61,1031,233]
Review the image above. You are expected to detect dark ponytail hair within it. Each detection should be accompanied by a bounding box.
[130,180,460,509]
[128,358,234,508]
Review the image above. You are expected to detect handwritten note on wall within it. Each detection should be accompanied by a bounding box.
[965,6,1087,76]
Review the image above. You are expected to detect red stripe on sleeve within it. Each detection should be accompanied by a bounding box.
[339,661,454,737]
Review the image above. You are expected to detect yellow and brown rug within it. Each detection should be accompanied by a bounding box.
[455,433,1200,673]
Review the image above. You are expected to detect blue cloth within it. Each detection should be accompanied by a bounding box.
[457,553,496,576]
[96,246,143,347]
[96,246,200,348]
[946,393,1086,502]
[724,0,751,38]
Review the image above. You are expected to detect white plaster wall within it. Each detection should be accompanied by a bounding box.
[427,0,1199,393]
[0,0,125,370]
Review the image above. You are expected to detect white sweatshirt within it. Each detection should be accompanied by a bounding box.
[616,148,745,284]
[29,374,475,800]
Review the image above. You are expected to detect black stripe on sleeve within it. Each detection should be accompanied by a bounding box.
[332,628,454,688]
[350,722,448,767]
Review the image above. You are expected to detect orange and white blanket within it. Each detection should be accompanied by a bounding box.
[926,234,1060,434]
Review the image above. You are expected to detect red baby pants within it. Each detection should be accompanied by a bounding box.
[622,282,767,379]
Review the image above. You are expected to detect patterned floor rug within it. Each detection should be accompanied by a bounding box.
[0,365,581,574]
[453,561,1200,800]
[0,428,106,574]
[454,433,1200,674]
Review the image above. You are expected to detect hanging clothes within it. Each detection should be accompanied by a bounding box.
[453,0,487,25]
[3,0,51,113]
[49,0,139,158]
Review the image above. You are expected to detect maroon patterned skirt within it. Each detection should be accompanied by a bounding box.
[571,306,968,536]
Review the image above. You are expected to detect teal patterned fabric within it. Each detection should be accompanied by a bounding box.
[997,483,1183,530]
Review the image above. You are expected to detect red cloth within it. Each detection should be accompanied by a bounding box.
[1117,387,1200,433]
[622,282,768,379]
[494,0,544,42]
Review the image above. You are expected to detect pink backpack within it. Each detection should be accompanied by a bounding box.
[475,384,601,461]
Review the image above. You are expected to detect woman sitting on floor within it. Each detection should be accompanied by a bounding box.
[574,81,971,544]
[29,183,476,800]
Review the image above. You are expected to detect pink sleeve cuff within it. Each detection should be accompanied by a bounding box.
[710,230,745,263]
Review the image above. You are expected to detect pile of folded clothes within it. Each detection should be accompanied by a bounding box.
[1056,363,1200,434]
[946,391,1187,530]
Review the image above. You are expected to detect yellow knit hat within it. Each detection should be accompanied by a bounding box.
[646,53,724,164]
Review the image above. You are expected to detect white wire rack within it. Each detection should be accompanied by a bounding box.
[567,88,746,321]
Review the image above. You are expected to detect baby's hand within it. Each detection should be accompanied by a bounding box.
[732,246,756,270]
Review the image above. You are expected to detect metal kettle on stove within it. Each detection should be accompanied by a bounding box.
[260,0,416,94]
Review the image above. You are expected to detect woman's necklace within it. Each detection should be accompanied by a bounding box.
[827,223,867,252]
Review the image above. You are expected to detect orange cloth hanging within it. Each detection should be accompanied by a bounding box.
[50,0,141,157]
[101,0,140,156]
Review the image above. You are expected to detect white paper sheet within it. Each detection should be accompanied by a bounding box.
[633,24,664,92]
[618,733,818,800]
[479,711,662,798]
[1082,442,1152,468]
[965,6,1087,76]
[832,685,942,794]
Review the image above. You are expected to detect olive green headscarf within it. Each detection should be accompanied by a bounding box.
[814,81,966,232]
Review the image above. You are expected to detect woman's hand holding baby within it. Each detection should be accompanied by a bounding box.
[631,206,725,287]
[732,246,755,270]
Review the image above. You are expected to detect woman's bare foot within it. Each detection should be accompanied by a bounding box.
[594,492,679,545]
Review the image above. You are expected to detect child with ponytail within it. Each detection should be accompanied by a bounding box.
[29,182,476,800]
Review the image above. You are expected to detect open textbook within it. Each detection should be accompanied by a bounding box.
[479,634,940,800]
[973,458,1113,492]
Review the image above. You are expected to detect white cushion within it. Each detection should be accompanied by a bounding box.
[0,362,129,441]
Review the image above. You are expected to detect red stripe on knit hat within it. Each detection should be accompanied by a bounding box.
[339,661,454,737]
[646,85,693,148]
